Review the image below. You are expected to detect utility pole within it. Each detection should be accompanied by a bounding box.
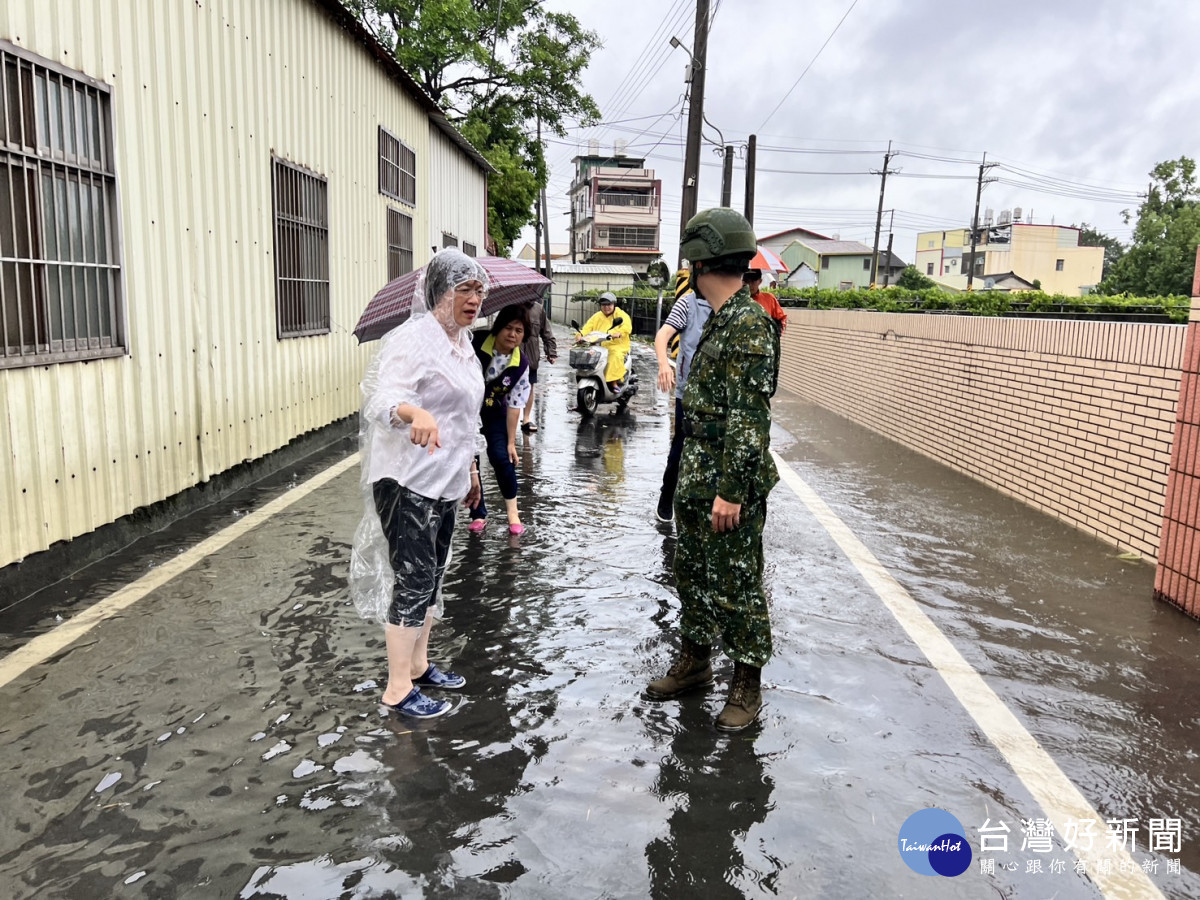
[569,192,577,264]
[880,209,895,286]
[541,189,552,280]
[677,0,710,269]
[534,115,543,273]
[869,140,893,287]
[744,134,757,225]
[720,145,734,207]
[966,152,992,291]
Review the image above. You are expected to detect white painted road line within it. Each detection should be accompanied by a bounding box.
[0,452,361,692]
[772,450,1164,900]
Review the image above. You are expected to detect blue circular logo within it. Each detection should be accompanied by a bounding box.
[898,809,972,877]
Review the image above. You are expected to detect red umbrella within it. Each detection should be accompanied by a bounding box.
[748,247,788,273]
[354,257,552,343]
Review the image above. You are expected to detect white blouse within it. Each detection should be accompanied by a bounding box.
[364,313,485,501]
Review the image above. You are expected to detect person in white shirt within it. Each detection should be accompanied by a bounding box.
[354,249,487,719]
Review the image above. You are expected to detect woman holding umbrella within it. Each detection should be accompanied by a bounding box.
[353,248,487,719]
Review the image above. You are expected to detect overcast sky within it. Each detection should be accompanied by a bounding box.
[515,0,1200,271]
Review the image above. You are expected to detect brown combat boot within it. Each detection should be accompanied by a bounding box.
[715,662,762,732]
[646,635,714,698]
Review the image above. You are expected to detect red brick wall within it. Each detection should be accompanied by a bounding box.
[1154,249,1200,614]
[779,310,1184,561]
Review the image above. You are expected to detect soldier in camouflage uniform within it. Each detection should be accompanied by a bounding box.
[646,207,780,732]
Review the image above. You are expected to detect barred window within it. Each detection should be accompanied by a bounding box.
[442,232,457,249]
[378,127,415,206]
[271,158,329,338]
[462,241,477,257]
[1,42,123,369]
[597,225,657,249]
[387,208,413,281]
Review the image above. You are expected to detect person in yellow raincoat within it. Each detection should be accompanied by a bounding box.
[579,292,633,394]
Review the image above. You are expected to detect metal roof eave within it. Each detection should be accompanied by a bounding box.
[312,0,496,175]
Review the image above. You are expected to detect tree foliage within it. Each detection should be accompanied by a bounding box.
[341,1,601,255]
[1099,157,1200,296]
[895,265,937,290]
[1075,223,1125,280]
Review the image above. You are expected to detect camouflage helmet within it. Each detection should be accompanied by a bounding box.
[679,207,757,265]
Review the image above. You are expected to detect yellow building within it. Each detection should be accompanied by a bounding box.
[914,228,970,284]
[915,220,1103,295]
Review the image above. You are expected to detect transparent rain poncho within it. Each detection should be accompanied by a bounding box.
[349,249,489,624]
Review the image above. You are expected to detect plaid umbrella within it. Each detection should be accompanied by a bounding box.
[354,256,552,343]
[748,247,788,273]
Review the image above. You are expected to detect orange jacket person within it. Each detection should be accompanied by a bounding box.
[743,269,787,332]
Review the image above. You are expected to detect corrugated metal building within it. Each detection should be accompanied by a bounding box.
[0,0,491,569]
[529,262,638,328]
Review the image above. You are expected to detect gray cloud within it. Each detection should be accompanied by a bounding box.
[521,0,1200,265]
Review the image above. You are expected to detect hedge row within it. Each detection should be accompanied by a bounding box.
[775,286,1191,323]
[572,286,1192,324]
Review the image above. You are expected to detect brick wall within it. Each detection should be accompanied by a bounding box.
[779,310,1185,561]
[1154,251,1200,614]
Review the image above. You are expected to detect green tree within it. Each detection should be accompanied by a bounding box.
[1075,222,1125,280]
[896,265,937,290]
[1100,157,1200,296]
[341,0,601,255]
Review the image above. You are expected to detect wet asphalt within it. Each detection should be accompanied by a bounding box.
[3,327,1200,899]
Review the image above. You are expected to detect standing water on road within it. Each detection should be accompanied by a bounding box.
[2,335,1200,898]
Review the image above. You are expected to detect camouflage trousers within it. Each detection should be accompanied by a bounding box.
[673,495,772,667]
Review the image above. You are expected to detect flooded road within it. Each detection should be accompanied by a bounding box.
[3,329,1200,899]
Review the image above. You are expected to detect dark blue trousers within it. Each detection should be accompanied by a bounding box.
[469,412,518,520]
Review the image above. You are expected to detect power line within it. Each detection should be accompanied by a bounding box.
[756,0,861,132]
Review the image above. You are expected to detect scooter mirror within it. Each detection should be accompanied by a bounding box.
[612,316,624,326]
[570,319,580,331]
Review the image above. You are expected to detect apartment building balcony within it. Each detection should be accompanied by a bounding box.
[589,166,655,185]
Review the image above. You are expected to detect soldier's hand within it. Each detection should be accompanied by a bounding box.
[711,496,741,532]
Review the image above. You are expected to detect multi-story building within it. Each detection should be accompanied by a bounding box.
[915,213,1104,295]
[569,145,662,272]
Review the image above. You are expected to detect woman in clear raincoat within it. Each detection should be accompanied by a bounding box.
[351,249,486,720]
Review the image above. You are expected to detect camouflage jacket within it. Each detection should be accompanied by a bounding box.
[678,286,780,502]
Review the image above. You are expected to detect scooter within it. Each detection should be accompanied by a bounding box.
[568,318,639,416]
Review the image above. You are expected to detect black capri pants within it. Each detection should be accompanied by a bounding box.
[372,478,457,627]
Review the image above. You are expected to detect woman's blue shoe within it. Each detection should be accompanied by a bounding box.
[383,687,451,718]
[414,664,466,690]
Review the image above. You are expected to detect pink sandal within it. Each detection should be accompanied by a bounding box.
[508,523,525,535]
[468,519,487,533]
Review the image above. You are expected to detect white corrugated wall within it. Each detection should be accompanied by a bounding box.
[0,0,486,567]
[427,126,487,253]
